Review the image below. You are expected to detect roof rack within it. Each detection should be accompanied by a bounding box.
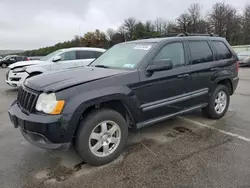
[139,33,219,40]
[177,32,219,37]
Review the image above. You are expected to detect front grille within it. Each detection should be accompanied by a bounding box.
[10,78,21,82]
[17,87,38,114]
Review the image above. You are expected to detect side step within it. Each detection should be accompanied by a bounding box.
[136,103,207,129]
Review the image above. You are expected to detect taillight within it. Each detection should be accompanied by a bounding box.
[236,61,239,72]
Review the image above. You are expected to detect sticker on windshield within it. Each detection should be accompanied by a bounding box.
[123,64,135,68]
[134,45,152,50]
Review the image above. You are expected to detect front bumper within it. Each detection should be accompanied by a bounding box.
[8,101,70,150]
[5,70,29,87]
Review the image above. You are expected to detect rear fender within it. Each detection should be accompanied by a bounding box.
[211,69,232,83]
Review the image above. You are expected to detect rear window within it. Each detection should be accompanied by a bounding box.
[212,41,232,60]
[188,41,213,64]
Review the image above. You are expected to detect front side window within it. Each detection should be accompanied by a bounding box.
[16,56,23,61]
[91,43,156,69]
[212,41,232,60]
[154,42,185,67]
[59,51,76,61]
[189,41,213,64]
[40,50,63,61]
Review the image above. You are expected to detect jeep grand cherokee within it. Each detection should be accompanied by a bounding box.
[8,34,239,166]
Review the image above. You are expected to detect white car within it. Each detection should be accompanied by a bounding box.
[6,47,106,87]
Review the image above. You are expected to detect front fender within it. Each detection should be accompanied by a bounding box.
[26,67,47,74]
[58,86,141,141]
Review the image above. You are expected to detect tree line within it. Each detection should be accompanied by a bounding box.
[23,2,250,56]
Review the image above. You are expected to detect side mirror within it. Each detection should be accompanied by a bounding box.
[146,59,173,73]
[52,55,61,62]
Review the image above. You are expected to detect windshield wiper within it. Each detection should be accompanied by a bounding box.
[94,65,110,69]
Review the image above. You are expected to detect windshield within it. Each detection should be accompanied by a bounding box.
[90,43,156,69]
[40,50,63,61]
[3,55,15,60]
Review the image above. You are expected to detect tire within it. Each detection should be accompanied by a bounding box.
[74,109,128,166]
[1,63,7,68]
[202,85,230,119]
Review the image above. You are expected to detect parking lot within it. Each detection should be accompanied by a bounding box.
[1,68,250,188]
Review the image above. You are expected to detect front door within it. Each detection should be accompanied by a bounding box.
[51,51,78,71]
[135,41,190,122]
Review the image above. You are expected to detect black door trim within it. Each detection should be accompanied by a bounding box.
[137,103,207,129]
[141,88,208,112]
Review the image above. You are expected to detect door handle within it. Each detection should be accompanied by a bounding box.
[178,74,189,79]
[210,67,220,71]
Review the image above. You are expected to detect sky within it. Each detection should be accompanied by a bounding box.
[0,0,248,50]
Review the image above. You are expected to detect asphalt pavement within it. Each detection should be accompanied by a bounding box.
[0,68,250,188]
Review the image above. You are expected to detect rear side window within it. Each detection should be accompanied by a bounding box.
[212,41,232,60]
[188,41,213,64]
[154,42,185,68]
[94,51,103,58]
[76,51,101,60]
[16,56,23,61]
[60,51,76,61]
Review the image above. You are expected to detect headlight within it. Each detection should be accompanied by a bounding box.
[13,67,27,73]
[35,93,65,114]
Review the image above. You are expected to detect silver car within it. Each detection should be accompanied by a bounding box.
[6,47,106,87]
[237,51,250,67]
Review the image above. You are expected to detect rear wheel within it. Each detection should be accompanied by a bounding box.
[1,63,7,68]
[202,85,230,119]
[74,109,128,166]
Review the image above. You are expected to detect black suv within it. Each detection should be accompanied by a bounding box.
[0,55,29,68]
[8,34,239,166]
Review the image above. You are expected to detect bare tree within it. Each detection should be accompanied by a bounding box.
[243,5,250,44]
[196,19,211,33]
[177,13,192,32]
[208,2,229,36]
[154,18,166,33]
[117,26,128,41]
[123,17,137,40]
[144,20,155,32]
[208,2,241,44]
[188,3,201,33]
[166,21,180,33]
[106,28,116,41]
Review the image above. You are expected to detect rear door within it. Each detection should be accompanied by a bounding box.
[76,51,103,67]
[183,39,215,106]
[210,40,237,78]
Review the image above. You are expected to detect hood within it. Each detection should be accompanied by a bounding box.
[25,66,128,92]
[8,60,45,69]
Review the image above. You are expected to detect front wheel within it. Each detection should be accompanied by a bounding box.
[1,63,7,68]
[74,109,128,166]
[202,85,230,119]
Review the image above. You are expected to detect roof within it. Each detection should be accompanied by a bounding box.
[62,47,106,52]
[124,36,225,44]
